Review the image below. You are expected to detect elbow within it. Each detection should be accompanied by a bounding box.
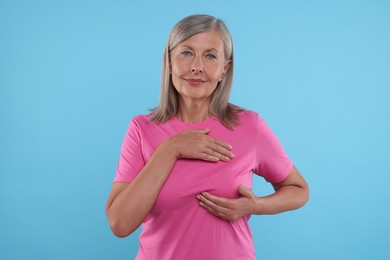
[299,183,310,209]
[289,183,310,211]
[287,187,309,212]
[106,209,138,238]
[108,218,137,238]
[111,228,132,238]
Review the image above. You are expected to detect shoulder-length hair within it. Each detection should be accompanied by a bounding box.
[149,14,243,129]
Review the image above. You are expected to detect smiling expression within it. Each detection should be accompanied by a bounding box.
[170,30,231,104]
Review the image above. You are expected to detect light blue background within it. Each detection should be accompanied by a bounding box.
[1,0,389,259]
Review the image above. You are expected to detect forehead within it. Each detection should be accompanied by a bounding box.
[176,30,224,51]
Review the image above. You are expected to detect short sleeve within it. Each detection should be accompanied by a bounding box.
[113,118,146,183]
[253,115,293,183]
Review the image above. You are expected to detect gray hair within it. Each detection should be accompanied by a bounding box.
[149,14,243,128]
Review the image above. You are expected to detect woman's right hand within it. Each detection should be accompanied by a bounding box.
[106,128,234,237]
[167,129,235,162]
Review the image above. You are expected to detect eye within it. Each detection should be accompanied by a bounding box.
[182,51,192,56]
[206,53,217,60]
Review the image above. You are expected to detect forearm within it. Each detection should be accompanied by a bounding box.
[107,140,177,237]
[106,129,235,237]
[253,185,309,215]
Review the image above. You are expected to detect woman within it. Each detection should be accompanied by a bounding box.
[106,14,309,259]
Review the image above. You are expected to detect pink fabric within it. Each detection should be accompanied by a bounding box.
[114,110,292,260]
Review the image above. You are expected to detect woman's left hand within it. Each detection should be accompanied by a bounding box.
[196,185,256,221]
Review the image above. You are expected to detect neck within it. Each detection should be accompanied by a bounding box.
[176,98,211,123]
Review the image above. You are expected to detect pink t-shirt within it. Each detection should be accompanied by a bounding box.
[114,110,292,260]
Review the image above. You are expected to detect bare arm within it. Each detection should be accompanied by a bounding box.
[197,166,309,220]
[106,129,234,237]
[106,140,177,237]
[255,165,309,214]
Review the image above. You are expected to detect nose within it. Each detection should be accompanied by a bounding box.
[191,56,203,73]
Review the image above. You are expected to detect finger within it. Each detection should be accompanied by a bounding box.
[199,192,232,208]
[201,147,231,161]
[197,195,229,216]
[198,152,221,162]
[198,198,241,221]
[206,143,235,160]
[199,201,229,220]
[210,137,233,151]
[238,185,252,197]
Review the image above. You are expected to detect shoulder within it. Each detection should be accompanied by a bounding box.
[234,109,275,137]
[131,114,151,124]
[236,109,264,124]
[125,114,154,133]
[129,113,174,130]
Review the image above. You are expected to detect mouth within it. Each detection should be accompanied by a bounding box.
[185,78,206,86]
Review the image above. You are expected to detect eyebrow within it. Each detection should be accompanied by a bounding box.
[179,45,221,53]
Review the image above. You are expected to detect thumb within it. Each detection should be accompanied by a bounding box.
[238,185,252,197]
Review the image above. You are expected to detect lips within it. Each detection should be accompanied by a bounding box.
[185,78,206,86]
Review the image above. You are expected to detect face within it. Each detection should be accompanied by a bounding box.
[170,30,231,104]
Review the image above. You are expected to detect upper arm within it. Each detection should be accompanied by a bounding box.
[115,118,145,183]
[254,115,293,183]
[272,165,309,192]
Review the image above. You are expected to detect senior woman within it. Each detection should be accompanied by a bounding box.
[106,14,309,259]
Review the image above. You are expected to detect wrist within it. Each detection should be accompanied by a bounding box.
[253,196,266,215]
[159,137,179,160]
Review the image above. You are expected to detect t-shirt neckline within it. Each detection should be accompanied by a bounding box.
[171,115,218,128]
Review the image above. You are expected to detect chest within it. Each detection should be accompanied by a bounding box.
[139,123,258,212]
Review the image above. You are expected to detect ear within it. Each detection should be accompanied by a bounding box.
[221,60,232,78]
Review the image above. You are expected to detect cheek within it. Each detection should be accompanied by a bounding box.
[206,64,225,80]
[171,58,190,75]
[171,73,182,90]
[172,65,183,75]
